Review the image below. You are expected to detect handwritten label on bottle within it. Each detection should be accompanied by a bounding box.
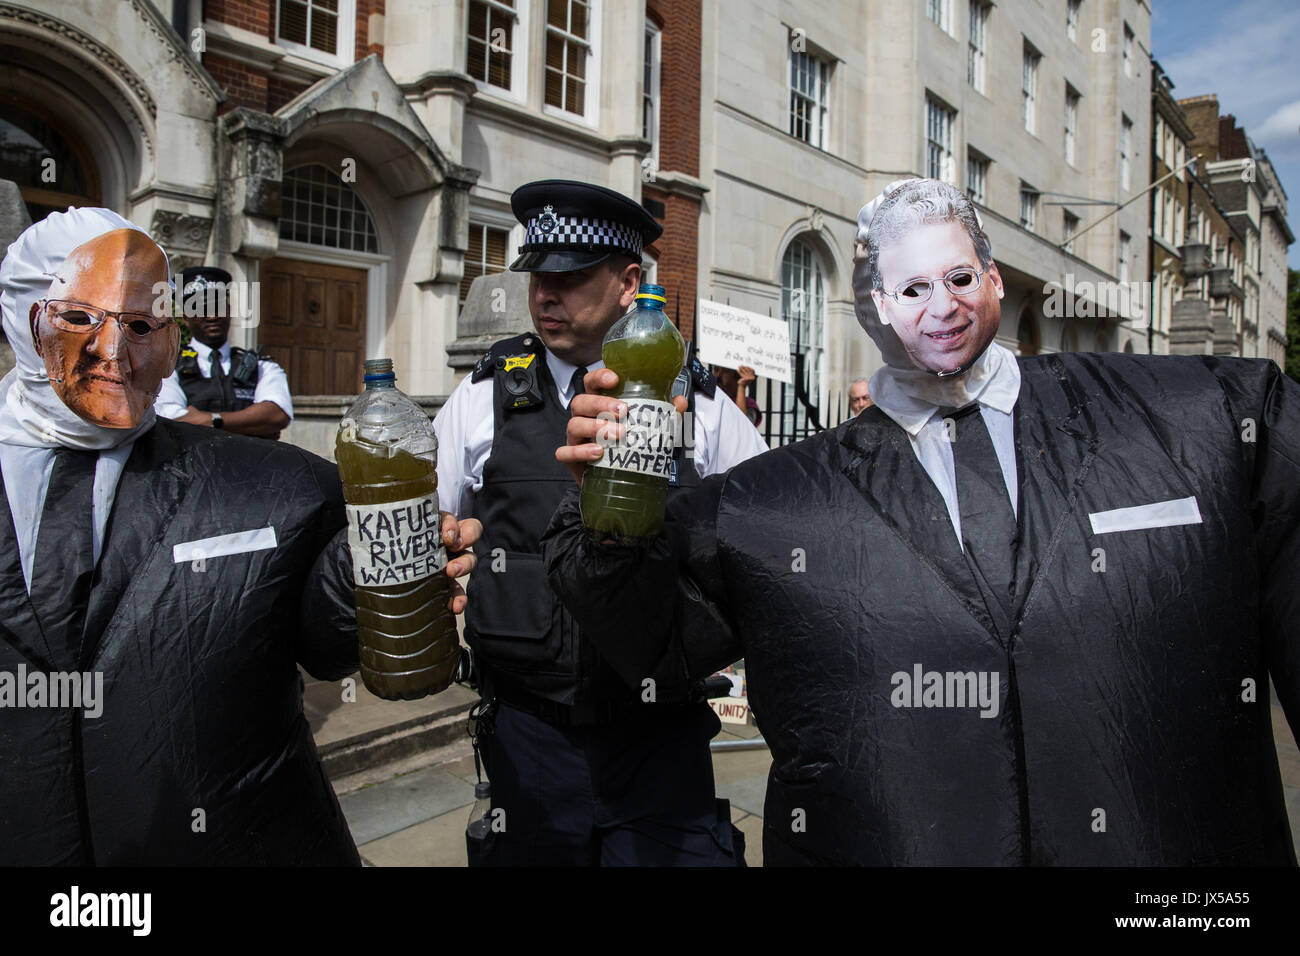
[597,399,678,479]
[346,493,447,586]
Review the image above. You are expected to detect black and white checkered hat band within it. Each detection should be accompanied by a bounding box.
[183,276,223,295]
[524,215,643,257]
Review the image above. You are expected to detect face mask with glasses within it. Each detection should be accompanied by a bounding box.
[880,266,989,305]
[38,299,174,342]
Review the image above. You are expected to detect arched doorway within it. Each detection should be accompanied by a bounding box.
[0,96,101,221]
[780,237,827,441]
[261,164,378,395]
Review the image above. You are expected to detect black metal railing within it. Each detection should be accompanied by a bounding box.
[755,313,846,448]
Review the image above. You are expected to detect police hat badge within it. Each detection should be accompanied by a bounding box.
[538,204,558,234]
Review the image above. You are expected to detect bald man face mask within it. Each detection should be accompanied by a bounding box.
[28,228,179,428]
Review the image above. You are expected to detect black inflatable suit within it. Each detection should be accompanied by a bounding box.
[0,209,360,865]
[546,350,1300,866]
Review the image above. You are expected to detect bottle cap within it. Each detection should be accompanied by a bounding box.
[474,781,491,799]
[363,358,395,384]
[635,284,667,309]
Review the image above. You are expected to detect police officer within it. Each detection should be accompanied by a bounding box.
[154,266,293,439]
[435,180,768,866]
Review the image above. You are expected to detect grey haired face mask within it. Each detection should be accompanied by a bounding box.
[853,179,998,379]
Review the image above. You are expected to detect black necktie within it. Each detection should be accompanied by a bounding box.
[946,404,1017,616]
[29,448,98,664]
[210,349,232,404]
[570,366,587,398]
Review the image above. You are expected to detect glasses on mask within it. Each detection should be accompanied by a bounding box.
[39,299,173,342]
[881,266,988,305]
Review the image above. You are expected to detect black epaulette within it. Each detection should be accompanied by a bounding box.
[685,344,716,398]
[471,332,545,383]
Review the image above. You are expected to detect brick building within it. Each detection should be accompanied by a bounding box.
[1173,93,1292,363]
[1148,61,1191,355]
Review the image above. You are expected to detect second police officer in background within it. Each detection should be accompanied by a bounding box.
[435,180,768,865]
[154,266,293,439]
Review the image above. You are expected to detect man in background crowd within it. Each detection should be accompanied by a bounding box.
[849,377,872,414]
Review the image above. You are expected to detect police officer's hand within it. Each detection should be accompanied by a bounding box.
[557,368,688,484]
[440,511,482,615]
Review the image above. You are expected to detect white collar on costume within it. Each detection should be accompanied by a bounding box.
[869,341,1021,437]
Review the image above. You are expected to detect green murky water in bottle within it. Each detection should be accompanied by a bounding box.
[336,359,460,700]
[580,285,686,538]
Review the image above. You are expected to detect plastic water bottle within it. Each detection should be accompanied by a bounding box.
[579,285,686,538]
[336,359,459,700]
[466,781,493,843]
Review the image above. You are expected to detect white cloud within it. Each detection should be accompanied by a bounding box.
[1254,100,1300,144]
[1157,6,1300,129]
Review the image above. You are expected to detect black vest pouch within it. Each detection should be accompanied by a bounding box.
[467,552,567,665]
[465,351,591,703]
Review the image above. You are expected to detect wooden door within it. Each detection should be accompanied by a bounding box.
[260,258,367,395]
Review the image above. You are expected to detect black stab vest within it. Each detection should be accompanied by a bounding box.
[464,332,700,706]
[176,345,260,412]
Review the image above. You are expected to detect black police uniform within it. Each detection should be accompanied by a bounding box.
[174,266,262,412]
[457,180,745,866]
[175,345,262,412]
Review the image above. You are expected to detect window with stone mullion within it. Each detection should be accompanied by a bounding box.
[789,51,828,149]
[278,0,339,55]
[459,224,510,307]
[967,1,988,92]
[545,0,591,115]
[780,241,826,440]
[1022,43,1039,134]
[467,0,516,90]
[926,98,954,184]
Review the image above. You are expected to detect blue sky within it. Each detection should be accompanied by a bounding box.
[1151,0,1300,267]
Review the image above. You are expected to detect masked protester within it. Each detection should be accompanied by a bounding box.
[545,179,1300,865]
[0,208,479,865]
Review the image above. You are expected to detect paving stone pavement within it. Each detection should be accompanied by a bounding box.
[332,700,1300,867]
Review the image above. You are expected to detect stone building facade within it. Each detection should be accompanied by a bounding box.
[1174,94,1292,364]
[1148,60,1192,355]
[691,0,1153,438]
[0,0,698,456]
[17,3,1293,455]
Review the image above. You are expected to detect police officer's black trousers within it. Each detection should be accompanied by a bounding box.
[469,701,745,866]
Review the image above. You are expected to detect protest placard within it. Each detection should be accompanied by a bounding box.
[696,299,792,384]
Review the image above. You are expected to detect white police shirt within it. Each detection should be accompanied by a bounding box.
[434,347,770,518]
[154,339,294,420]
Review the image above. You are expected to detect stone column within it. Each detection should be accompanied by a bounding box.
[216,109,286,350]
